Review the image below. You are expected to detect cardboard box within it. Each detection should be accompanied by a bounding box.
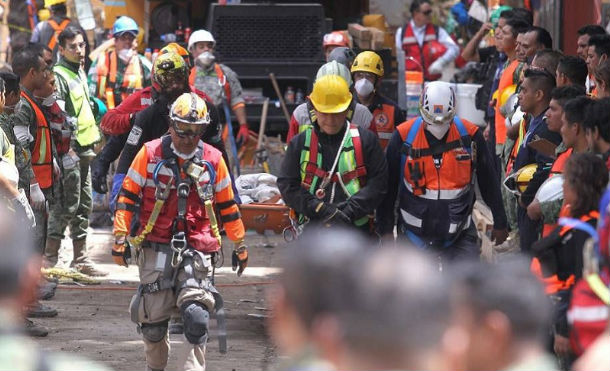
[354,37,371,49]
[348,23,371,41]
[368,27,385,43]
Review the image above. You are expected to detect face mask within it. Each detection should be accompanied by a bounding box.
[425,122,450,140]
[118,48,134,63]
[354,78,374,97]
[195,51,216,69]
[170,142,199,160]
[40,94,56,107]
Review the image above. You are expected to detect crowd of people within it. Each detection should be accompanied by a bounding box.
[0,0,610,370]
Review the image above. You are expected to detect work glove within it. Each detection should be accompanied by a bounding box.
[12,189,36,228]
[315,202,351,227]
[91,156,109,194]
[231,242,248,277]
[112,235,131,267]
[428,59,444,75]
[29,183,46,211]
[236,123,250,147]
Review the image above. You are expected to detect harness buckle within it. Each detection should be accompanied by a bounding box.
[171,232,188,267]
[177,182,190,199]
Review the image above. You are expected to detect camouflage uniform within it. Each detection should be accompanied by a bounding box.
[191,63,244,108]
[0,109,36,191]
[540,142,569,225]
[11,87,55,254]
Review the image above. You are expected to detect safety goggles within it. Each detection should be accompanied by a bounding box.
[172,121,205,139]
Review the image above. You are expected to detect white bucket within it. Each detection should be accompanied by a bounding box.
[454,83,486,127]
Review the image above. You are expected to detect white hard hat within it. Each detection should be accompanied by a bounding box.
[420,81,456,125]
[188,29,216,51]
[535,175,564,203]
[316,60,353,86]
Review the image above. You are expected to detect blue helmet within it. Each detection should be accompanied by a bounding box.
[112,16,138,37]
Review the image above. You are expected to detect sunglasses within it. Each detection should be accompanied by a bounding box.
[422,9,433,16]
[173,121,204,139]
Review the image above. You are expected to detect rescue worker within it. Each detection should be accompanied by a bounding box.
[286,60,374,142]
[46,26,105,276]
[377,81,508,260]
[277,75,388,234]
[582,97,610,168]
[322,31,351,61]
[112,93,247,371]
[586,34,610,96]
[576,25,607,94]
[515,26,552,63]
[514,68,562,253]
[396,0,459,81]
[90,46,223,196]
[188,29,250,145]
[556,55,588,88]
[89,16,151,110]
[593,59,610,98]
[30,0,90,68]
[531,153,607,363]
[351,51,405,151]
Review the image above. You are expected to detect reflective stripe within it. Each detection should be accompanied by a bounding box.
[127,168,146,186]
[449,217,471,233]
[144,179,177,189]
[403,179,470,200]
[400,209,422,228]
[215,175,231,192]
[568,306,610,323]
[105,0,126,6]
[402,36,417,44]
[378,131,393,139]
[423,34,437,41]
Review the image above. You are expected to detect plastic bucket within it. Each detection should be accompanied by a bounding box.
[454,83,485,127]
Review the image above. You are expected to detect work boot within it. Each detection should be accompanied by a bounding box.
[72,239,108,277]
[42,238,61,268]
[26,302,58,318]
[24,319,48,337]
[38,281,57,301]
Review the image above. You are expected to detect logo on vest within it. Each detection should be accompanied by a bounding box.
[374,112,389,129]
[433,105,443,113]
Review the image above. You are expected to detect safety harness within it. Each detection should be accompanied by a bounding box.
[128,136,227,353]
[46,19,71,51]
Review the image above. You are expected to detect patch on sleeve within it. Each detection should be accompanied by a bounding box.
[126,126,143,145]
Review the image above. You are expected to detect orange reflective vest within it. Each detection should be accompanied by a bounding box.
[188,63,232,103]
[401,22,447,81]
[541,148,573,237]
[96,50,144,109]
[397,116,479,240]
[495,60,524,145]
[21,92,53,189]
[371,103,396,150]
[531,210,599,294]
[46,19,70,51]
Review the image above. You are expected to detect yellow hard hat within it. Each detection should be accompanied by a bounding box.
[309,75,352,114]
[38,8,51,22]
[153,51,188,89]
[499,84,517,108]
[170,93,210,126]
[45,0,66,8]
[516,163,538,193]
[351,51,384,77]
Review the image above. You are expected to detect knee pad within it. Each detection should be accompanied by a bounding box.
[141,320,168,343]
[181,301,209,345]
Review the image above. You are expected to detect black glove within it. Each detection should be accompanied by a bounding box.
[231,243,248,277]
[316,202,351,227]
[91,156,109,194]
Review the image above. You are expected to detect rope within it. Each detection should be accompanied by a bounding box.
[57,281,275,291]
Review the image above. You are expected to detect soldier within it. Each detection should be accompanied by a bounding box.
[188,29,250,145]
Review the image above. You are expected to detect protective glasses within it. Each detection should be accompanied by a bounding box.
[422,9,433,16]
[173,121,205,138]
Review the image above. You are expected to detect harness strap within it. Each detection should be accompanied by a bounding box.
[46,19,70,51]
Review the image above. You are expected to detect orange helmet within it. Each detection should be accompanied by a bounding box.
[160,42,193,69]
[323,31,350,49]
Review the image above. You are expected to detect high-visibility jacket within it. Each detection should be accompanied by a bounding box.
[505,115,529,177]
[54,64,101,146]
[397,116,479,241]
[96,50,144,109]
[531,210,598,294]
[541,148,573,238]
[21,92,53,189]
[495,60,524,146]
[401,22,447,81]
[299,124,368,226]
[568,269,610,356]
[366,95,404,151]
[114,136,244,252]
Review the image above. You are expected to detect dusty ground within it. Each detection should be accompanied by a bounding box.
[33,227,284,371]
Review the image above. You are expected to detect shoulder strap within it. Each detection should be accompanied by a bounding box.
[306,98,317,125]
[404,117,423,147]
[214,63,231,103]
[46,19,71,50]
[349,125,367,186]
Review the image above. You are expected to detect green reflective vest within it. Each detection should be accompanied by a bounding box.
[53,64,100,146]
[299,125,368,226]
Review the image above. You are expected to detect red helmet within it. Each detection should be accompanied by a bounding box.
[323,31,350,49]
